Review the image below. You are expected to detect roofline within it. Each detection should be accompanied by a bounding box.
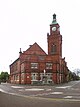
[24,42,47,55]
[9,58,19,66]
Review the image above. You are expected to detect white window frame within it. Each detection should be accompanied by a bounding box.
[31,73,38,81]
[46,63,52,69]
[31,63,38,69]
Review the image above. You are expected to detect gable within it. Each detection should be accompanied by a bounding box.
[23,42,47,55]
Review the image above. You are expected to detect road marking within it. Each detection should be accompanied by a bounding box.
[51,92,63,94]
[11,86,24,88]
[19,88,52,92]
[19,89,24,91]
[25,88,44,91]
[64,96,73,98]
[30,93,51,97]
[30,91,63,97]
[70,88,79,91]
[0,89,6,93]
[56,86,71,89]
[46,89,51,91]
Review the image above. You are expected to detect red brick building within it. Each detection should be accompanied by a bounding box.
[10,14,69,85]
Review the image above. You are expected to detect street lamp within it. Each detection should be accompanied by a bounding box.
[43,69,47,84]
[44,69,46,76]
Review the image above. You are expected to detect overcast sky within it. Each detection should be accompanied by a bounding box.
[0,0,80,73]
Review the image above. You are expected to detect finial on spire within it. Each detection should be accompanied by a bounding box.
[52,13,57,24]
[53,13,56,20]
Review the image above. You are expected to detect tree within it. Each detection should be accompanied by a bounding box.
[0,72,9,82]
[68,70,80,81]
[73,68,80,77]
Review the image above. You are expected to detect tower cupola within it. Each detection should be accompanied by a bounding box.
[52,13,57,24]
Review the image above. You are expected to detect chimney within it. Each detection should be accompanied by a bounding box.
[19,48,22,54]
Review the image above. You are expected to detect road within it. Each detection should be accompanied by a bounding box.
[0,81,80,107]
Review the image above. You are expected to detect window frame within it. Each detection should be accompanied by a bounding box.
[31,63,38,69]
[46,63,53,69]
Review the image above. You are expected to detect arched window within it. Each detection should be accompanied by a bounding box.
[51,44,56,54]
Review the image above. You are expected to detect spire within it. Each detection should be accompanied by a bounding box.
[52,13,57,24]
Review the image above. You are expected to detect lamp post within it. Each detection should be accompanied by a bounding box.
[43,69,47,84]
[44,69,46,76]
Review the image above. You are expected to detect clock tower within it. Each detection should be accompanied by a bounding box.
[47,14,62,57]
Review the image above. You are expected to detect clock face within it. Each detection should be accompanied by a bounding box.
[52,27,56,31]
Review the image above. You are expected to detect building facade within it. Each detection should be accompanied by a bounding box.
[10,14,69,85]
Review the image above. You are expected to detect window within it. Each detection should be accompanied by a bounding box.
[46,73,52,79]
[46,63,52,69]
[40,73,44,81]
[51,44,56,54]
[40,73,52,81]
[16,75,19,81]
[31,73,38,80]
[38,56,45,60]
[14,75,16,80]
[21,63,24,72]
[21,73,25,81]
[31,63,38,69]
